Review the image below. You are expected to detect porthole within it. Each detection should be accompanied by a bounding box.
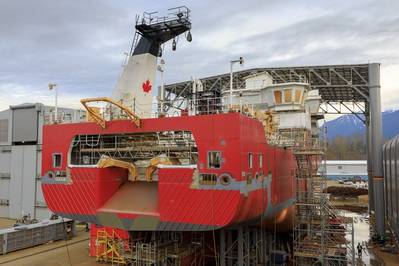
[219,173,232,186]
[46,171,55,179]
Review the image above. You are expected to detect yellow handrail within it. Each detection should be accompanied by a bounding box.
[80,97,141,129]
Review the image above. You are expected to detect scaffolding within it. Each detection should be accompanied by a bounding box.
[93,226,290,266]
[218,226,281,266]
[293,137,355,265]
[96,229,127,265]
[95,230,206,266]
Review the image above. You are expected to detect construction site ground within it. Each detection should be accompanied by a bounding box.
[326,181,399,266]
[1,180,398,266]
[371,246,399,266]
[0,219,95,266]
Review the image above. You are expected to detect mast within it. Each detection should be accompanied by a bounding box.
[112,6,192,117]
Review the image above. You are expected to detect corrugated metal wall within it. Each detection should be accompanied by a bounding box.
[383,135,399,241]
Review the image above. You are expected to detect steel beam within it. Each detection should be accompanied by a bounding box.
[310,69,330,85]
[340,102,366,123]
[369,63,384,236]
[351,67,368,84]
[270,70,288,83]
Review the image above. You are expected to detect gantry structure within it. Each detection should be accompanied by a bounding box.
[165,63,384,237]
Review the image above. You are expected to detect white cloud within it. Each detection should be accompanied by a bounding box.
[0,83,85,111]
[381,64,399,110]
[0,0,398,112]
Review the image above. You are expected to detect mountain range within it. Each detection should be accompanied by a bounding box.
[324,110,399,141]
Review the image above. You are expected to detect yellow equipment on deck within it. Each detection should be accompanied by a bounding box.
[145,155,181,181]
[97,155,138,181]
[81,97,141,129]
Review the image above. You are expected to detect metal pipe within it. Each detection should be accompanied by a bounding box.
[192,79,196,115]
[160,71,164,114]
[229,57,244,109]
[229,62,233,109]
[369,63,385,236]
[48,83,58,123]
[55,87,58,123]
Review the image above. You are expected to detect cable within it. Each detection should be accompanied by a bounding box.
[260,175,265,264]
[61,217,73,266]
[211,188,219,266]
[273,213,277,266]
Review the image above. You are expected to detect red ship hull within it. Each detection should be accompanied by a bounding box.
[41,113,297,231]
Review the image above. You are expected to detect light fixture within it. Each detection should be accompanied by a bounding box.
[172,38,177,51]
[186,31,192,42]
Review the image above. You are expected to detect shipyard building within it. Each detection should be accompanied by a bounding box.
[0,103,84,220]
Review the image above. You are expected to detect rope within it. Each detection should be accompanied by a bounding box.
[61,217,73,266]
[273,213,277,266]
[211,189,219,266]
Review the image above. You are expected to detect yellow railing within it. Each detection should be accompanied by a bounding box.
[81,97,141,129]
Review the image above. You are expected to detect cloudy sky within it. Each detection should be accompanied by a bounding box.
[0,0,398,111]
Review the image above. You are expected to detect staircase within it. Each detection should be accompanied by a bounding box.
[293,138,355,265]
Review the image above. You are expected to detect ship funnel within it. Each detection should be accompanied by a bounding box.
[112,6,192,117]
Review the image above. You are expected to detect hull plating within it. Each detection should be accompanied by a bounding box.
[41,113,296,231]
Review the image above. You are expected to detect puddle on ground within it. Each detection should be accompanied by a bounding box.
[342,210,381,265]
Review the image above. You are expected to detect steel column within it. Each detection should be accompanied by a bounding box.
[238,227,244,266]
[369,63,384,236]
[220,229,226,266]
[366,119,374,211]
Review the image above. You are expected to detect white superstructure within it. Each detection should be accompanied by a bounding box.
[222,72,322,134]
[112,54,157,117]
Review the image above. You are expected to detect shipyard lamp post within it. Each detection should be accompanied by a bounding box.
[229,57,244,109]
[48,83,58,123]
[157,59,166,115]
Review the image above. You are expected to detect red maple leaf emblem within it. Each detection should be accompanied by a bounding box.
[142,79,152,93]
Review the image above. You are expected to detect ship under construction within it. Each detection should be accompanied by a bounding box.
[39,6,365,265]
